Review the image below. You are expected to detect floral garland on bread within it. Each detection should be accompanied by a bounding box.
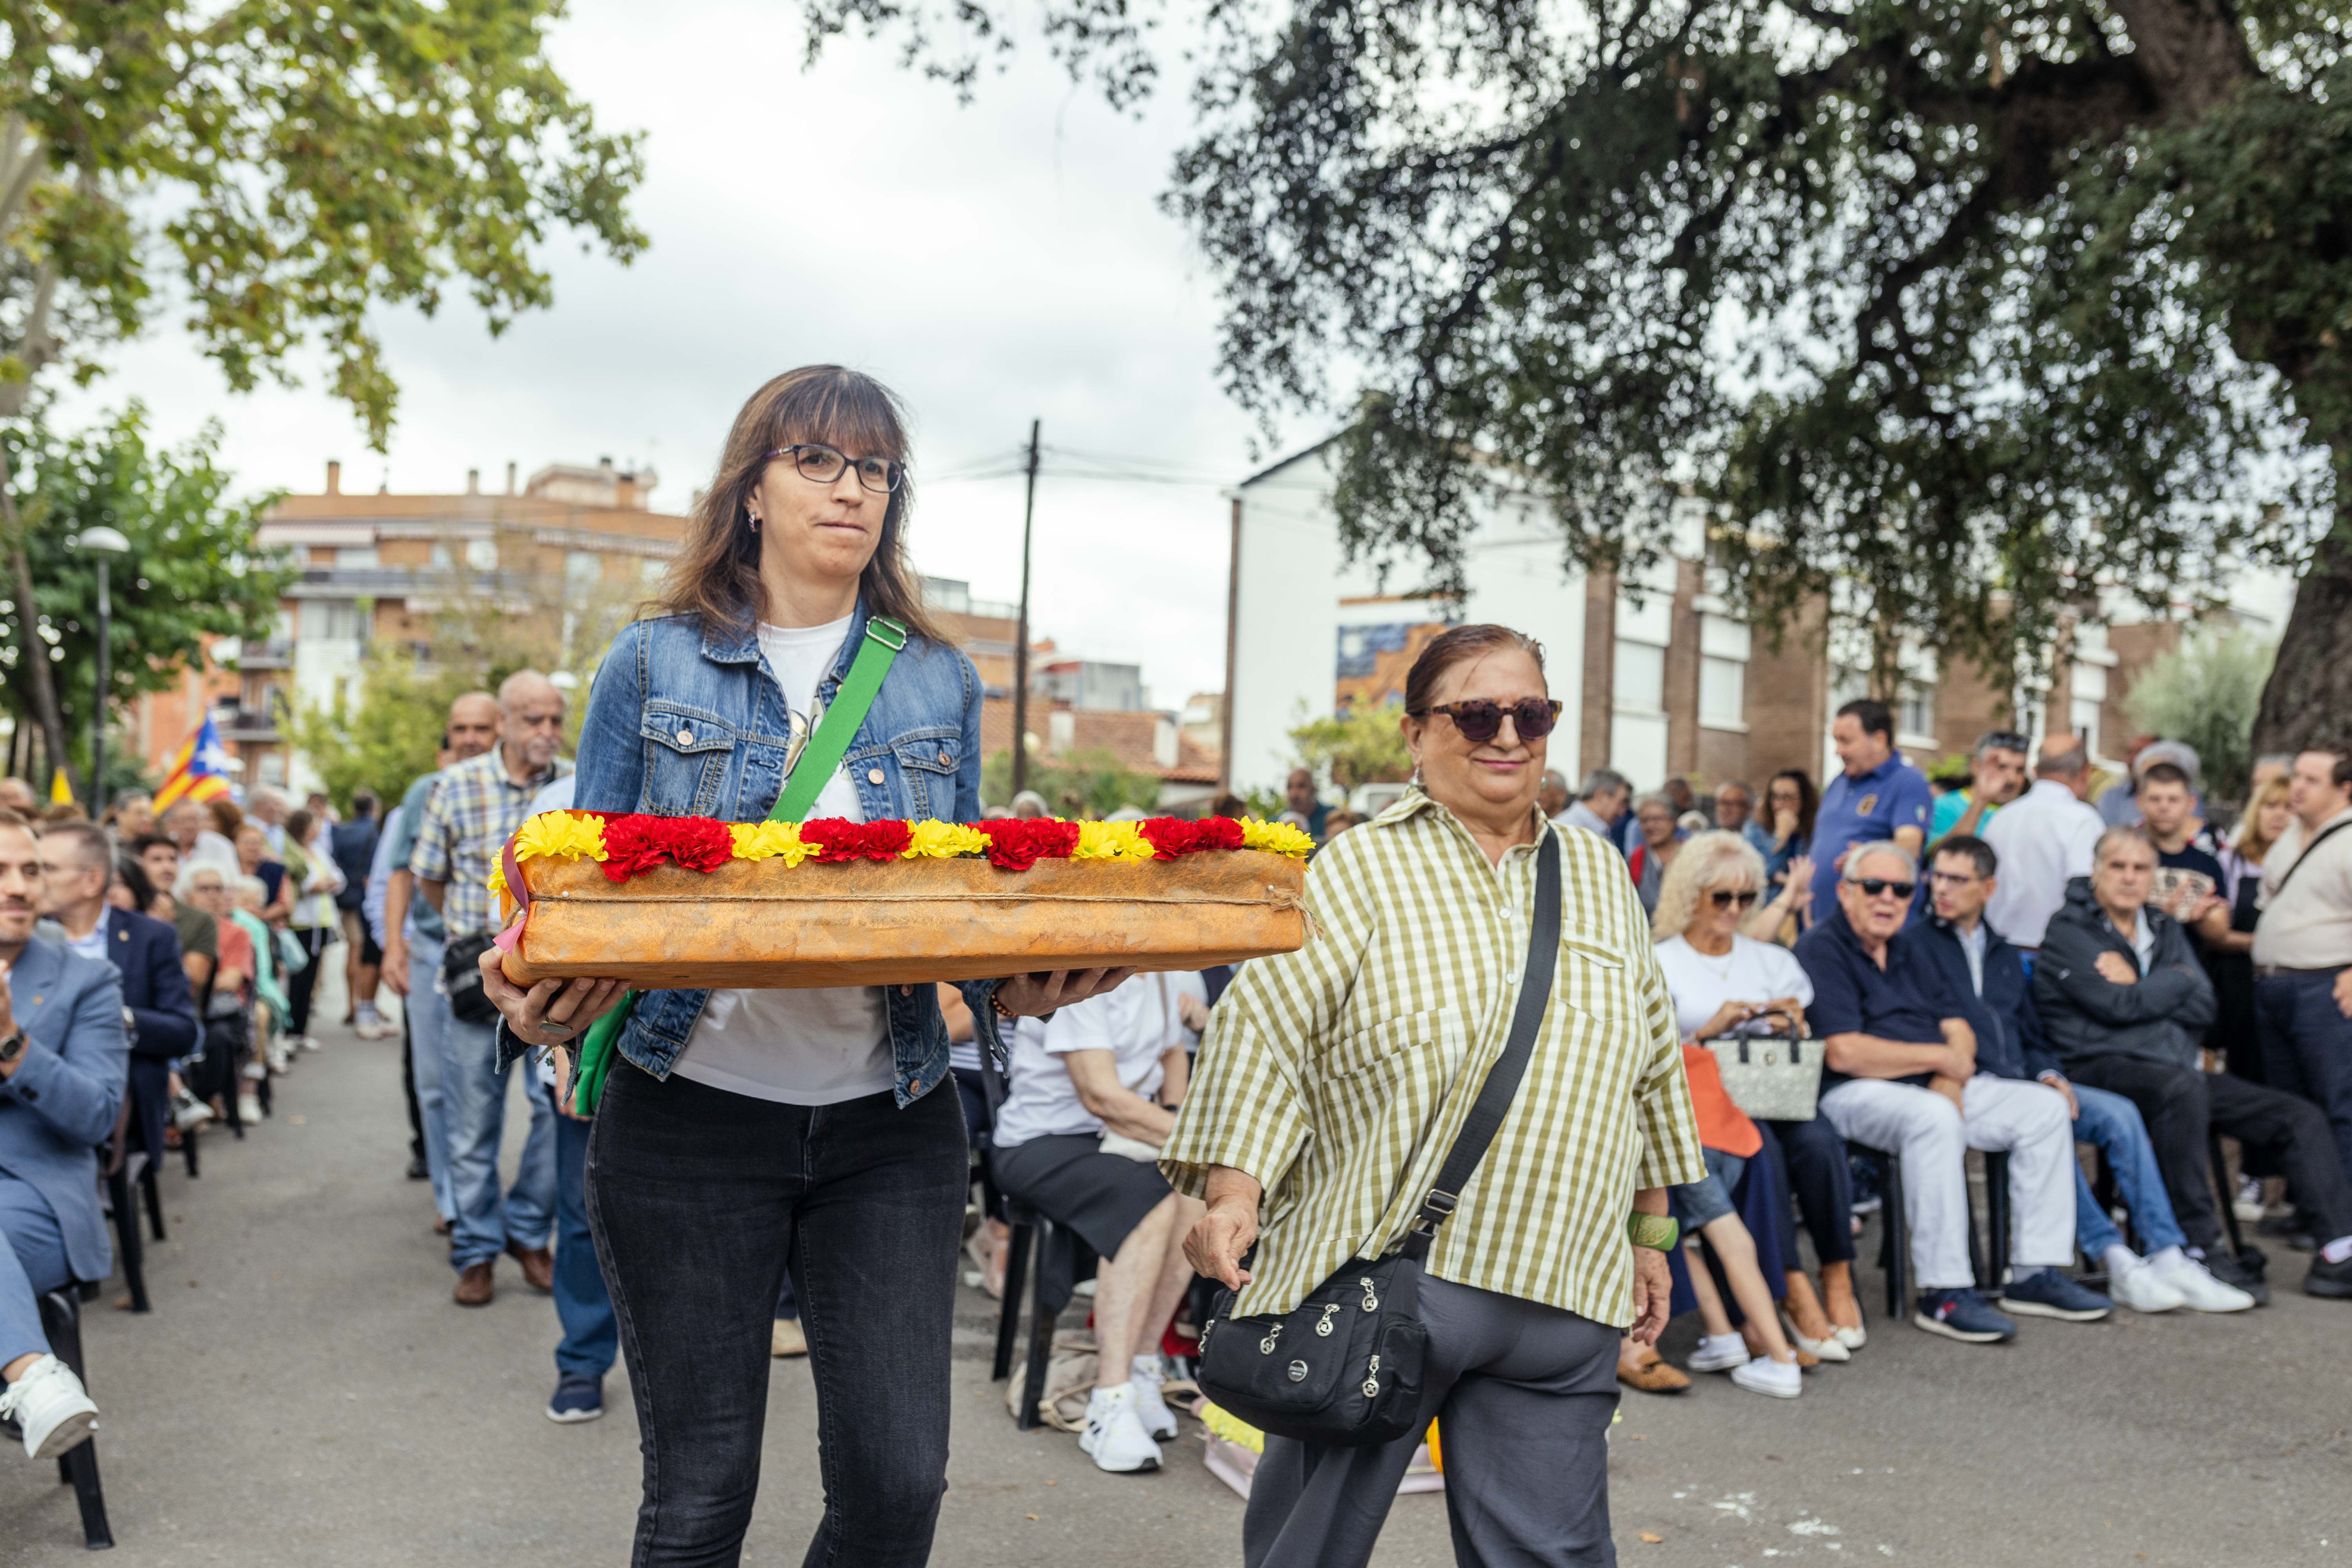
[489,811,1313,895]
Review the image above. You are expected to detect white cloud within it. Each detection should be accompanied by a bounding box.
[53,0,1319,705]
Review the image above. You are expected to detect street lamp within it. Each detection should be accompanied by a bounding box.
[72,526,131,817]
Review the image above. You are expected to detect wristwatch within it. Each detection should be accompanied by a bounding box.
[0,1029,26,1066]
[1627,1212,1680,1251]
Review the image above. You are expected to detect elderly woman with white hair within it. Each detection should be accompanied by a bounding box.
[1649,832,1865,1358]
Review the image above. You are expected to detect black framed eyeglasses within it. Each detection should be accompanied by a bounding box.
[768,443,904,494]
[1849,877,1916,899]
[1708,889,1760,909]
[1416,698,1563,744]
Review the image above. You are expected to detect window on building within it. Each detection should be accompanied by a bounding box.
[336,546,378,570]
[566,550,604,588]
[1613,640,1665,713]
[465,538,498,571]
[1700,656,1745,730]
[1898,686,1937,744]
[1611,639,1668,790]
[429,541,453,568]
[640,556,668,585]
[298,599,363,643]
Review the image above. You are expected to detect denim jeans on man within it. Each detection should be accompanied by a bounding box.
[2069,1082,2187,1259]
[444,1011,555,1272]
[549,1085,615,1380]
[587,1064,966,1567]
[2257,968,2352,1191]
[407,940,459,1224]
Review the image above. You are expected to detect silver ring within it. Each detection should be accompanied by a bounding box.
[541,1021,577,1040]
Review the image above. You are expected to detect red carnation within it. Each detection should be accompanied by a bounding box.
[1194,815,1246,852]
[974,817,1080,871]
[656,815,735,873]
[800,817,914,862]
[1138,817,1199,860]
[598,815,674,882]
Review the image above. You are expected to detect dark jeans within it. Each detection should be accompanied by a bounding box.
[551,1088,617,1379]
[1759,1115,1857,1268]
[2256,969,2352,1193]
[2070,1053,2352,1251]
[286,924,330,1037]
[588,1065,968,1568]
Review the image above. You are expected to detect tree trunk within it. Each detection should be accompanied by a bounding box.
[2250,461,2352,758]
[0,444,73,802]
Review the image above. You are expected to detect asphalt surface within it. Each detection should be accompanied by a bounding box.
[5,981,2348,1567]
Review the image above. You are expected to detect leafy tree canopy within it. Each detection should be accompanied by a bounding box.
[811,0,2352,747]
[1289,701,1413,791]
[2122,624,2277,802]
[0,402,291,772]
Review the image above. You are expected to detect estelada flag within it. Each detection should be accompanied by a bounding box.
[152,715,234,811]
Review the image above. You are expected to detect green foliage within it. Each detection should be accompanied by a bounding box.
[1288,702,1412,791]
[981,747,1163,816]
[289,656,484,817]
[0,404,290,763]
[807,0,2352,722]
[2122,628,2278,806]
[0,0,647,445]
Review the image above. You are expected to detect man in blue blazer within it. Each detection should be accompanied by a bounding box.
[0,811,123,1460]
[38,821,198,1162]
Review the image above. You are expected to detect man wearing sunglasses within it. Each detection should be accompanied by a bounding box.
[1797,842,2102,1342]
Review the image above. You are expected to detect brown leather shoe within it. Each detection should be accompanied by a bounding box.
[454,1261,495,1307]
[506,1241,555,1293]
[1616,1349,1691,1394]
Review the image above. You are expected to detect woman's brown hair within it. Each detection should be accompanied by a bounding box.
[652,366,945,644]
[1401,623,1547,715]
[2236,773,2294,865]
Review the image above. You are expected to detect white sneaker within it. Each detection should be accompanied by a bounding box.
[2108,1259,2186,1314]
[1688,1332,1748,1373]
[1078,1385,1162,1474]
[2233,1176,2265,1223]
[238,1093,264,1122]
[0,1356,100,1461]
[1129,1355,1179,1441]
[172,1091,214,1131]
[1729,1355,1803,1399]
[2152,1252,2258,1312]
[297,1034,323,1053]
[1778,1311,1851,1362]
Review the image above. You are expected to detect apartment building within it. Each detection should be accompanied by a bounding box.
[1226,437,2246,802]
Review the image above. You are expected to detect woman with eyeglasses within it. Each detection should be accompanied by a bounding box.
[475,366,1126,1568]
[1169,623,1706,1568]
[1648,833,1866,1363]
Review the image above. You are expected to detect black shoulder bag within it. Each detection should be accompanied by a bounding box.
[1196,826,1561,1448]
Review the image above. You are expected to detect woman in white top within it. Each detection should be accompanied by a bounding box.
[1651,831,1866,1356]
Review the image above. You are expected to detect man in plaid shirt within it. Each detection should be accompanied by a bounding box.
[412,670,572,1308]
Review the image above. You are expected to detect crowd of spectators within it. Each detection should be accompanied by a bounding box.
[1535,705,2352,1397]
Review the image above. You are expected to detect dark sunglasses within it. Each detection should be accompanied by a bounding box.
[1849,877,1916,899]
[1417,698,1563,744]
[1709,889,1760,909]
[769,442,904,494]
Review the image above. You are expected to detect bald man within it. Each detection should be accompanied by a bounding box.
[411,672,570,1307]
[383,694,500,1236]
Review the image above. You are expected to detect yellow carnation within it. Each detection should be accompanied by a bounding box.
[514,811,609,864]
[1240,818,1316,858]
[902,819,989,859]
[1073,819,1155,862]
[730,820,815,866]
[486,860,508,898]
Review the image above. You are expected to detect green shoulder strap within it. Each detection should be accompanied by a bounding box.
[570,615,908,1112]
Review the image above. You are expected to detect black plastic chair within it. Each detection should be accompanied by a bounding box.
[990,1198,1096,1430]
[1847,1141,2008,1323]
[98,1101,149,1316]
[0,1286,117,1549]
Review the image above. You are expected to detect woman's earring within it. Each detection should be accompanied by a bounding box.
[746,508,760,533]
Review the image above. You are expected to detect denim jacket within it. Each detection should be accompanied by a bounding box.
[559,602,1005,1105]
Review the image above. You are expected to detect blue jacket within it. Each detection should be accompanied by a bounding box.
[2,936,130,1283]
[104,908,201,1161]
[566,603,1004,1103]
[1902,915,2059,1083]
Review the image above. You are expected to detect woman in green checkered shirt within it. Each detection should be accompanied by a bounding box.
[1165,623,1705,1568]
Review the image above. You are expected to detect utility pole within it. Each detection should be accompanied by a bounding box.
[1220,493,1241,793]
[1011,419,1041,797]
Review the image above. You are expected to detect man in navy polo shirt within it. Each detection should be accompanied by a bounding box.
[1808,699,1933,919]
[1796,841,2105,1343]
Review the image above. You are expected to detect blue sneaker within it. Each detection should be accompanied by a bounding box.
[1998,1268,2114,1322]
[546,1373,603,1424]
[1913,1287,2016,1343]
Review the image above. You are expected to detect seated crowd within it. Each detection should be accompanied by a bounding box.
[0,785,348,1470]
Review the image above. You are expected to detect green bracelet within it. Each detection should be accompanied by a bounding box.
[1627,1212,1680,1251]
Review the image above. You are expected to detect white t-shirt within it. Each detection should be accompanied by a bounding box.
[1651,933,1816,1043]
[992,971,1205,1149]
[672,616,894,1106]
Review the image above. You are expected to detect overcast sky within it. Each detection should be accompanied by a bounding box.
[56,0,1301,708]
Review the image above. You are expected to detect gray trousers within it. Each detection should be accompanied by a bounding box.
[1242,1275,1622,1568]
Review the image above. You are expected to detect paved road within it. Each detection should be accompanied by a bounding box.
[5,1001,2347,1566]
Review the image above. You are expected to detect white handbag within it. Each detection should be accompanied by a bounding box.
[1703,1011,1821,1122]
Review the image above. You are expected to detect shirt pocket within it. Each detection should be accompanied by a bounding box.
[890,728,964,820]
[639,702,737,817]
[1555,935,1638,1020]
